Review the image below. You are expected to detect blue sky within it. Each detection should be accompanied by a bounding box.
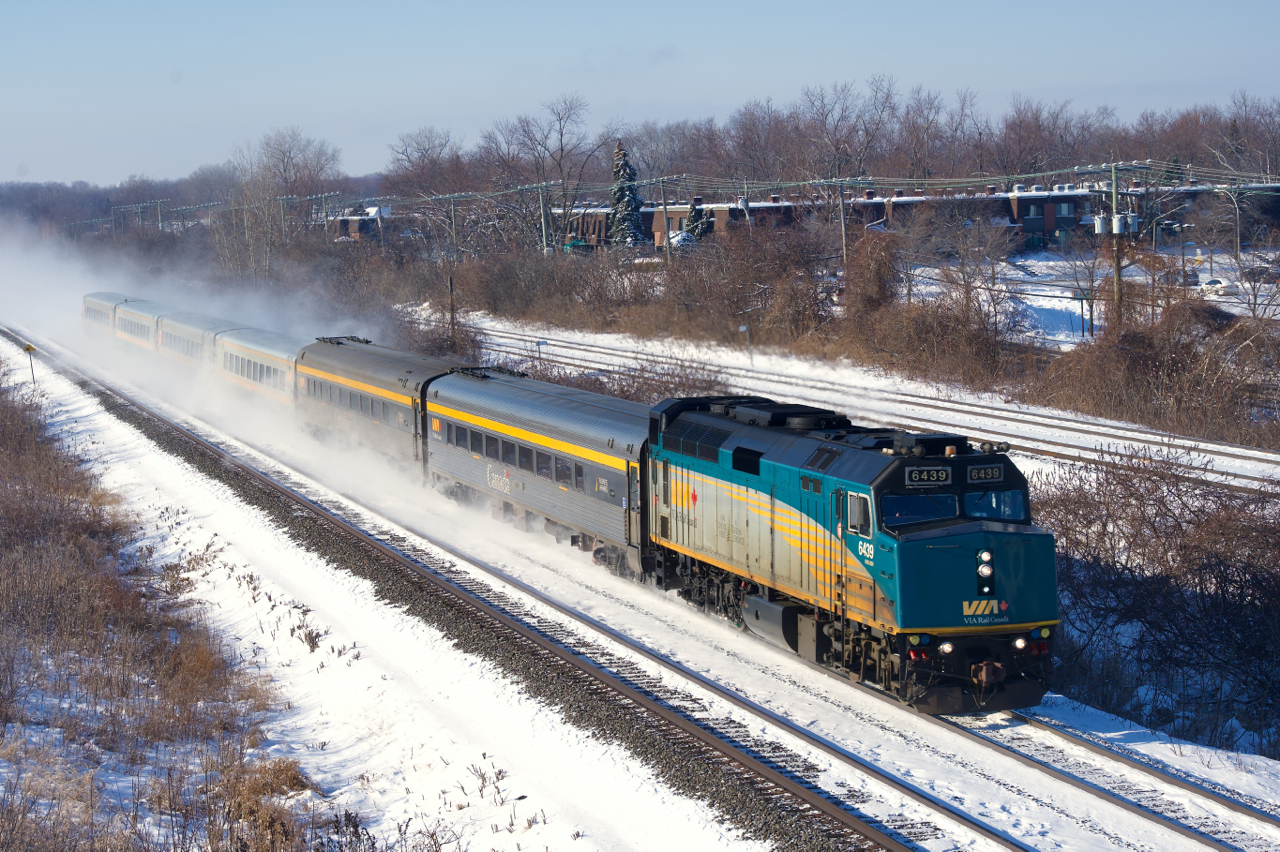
[6,0,1276,185]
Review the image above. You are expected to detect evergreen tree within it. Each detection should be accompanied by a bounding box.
[608,142,646,247]
[682,201,711,241]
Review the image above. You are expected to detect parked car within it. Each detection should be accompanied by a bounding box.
[1243,266,1280,284]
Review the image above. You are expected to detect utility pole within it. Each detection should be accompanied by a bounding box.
[1111,163,1123,330]
[448,275,456,352]
[660,178,671,262]
[449,196,457,255]
[23,344,36,385]
[838,184,848,274]
[280,198,288,246]
[537,185,548,253]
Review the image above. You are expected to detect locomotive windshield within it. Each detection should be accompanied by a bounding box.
[882,493,958,527]
[964,489,1026,521]
[881,488,1029,528]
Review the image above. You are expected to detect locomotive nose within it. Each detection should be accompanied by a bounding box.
[895,526,1057,630]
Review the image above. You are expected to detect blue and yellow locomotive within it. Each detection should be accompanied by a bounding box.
[644,397,1057,713]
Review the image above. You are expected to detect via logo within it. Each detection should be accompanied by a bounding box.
[962,599,1007,616]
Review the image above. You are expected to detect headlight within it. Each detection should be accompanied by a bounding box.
[1013,637,1028,651]
[938,641,955,654]
[978,550,993,563]
[977,564,993,578]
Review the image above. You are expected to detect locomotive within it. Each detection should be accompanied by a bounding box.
[83,291,1058,714]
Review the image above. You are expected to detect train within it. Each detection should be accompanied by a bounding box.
[82,290,1059,714]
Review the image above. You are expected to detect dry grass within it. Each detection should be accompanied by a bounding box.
[0,356,368,850]
[1032,447,1280,757]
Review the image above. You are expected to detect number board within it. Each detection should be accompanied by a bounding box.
[968,464,1004,484]
[905,467,951,487]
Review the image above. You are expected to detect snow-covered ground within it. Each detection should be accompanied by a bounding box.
[904,249,1276,349]
[0,333,761,852]
[6,322,1280,851]
[3,237,1278,850]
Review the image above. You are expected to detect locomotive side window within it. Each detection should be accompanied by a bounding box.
[964,489,1026,521]
[574,463,584,491]
[847,493,871,537]
[455,425,468,448]
[555,457,572,487]
[731,447,763,476]
[470,430,484,455]
[446,423,453,445]
[486,435,500,460]
[536,451,552,479]
[502,440,517,465]
[518,445,533,472]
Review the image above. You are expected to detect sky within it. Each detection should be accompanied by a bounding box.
[5,0,1278,186]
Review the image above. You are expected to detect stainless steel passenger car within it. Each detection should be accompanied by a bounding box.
[82,292,136,333]
[83,293,173,352]
[425,369,650,569]
[295,336,461,467]
[215,327,308,405]
[157,312,245,366]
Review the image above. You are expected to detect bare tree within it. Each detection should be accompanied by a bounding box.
[478,94,619,249]
[384,126,462,197]
[926,201,1025,341]
[1061,232,1106,335]
[258,127,342,199]
[218,128,343,282]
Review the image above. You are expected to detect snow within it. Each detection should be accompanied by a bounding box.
[0,333,761,852]
[7,321,1280,851]
[1,231,1278,849]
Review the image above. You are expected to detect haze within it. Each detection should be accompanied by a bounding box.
[8,0,1276,185]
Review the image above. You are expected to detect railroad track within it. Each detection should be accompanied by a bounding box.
[13,326,1279,850]
[474,325,1280,490]
[832,674,1280,852]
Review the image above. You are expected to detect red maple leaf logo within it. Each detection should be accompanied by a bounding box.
[691,488,698,506]
[1000,600,1009,612]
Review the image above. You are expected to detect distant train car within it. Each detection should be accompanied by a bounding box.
[157,311,244,366]
[425,367,648,568]
[83,291,172,351]
[111,299,173,352]
[82,292,135,334]
[215,327,308,406]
